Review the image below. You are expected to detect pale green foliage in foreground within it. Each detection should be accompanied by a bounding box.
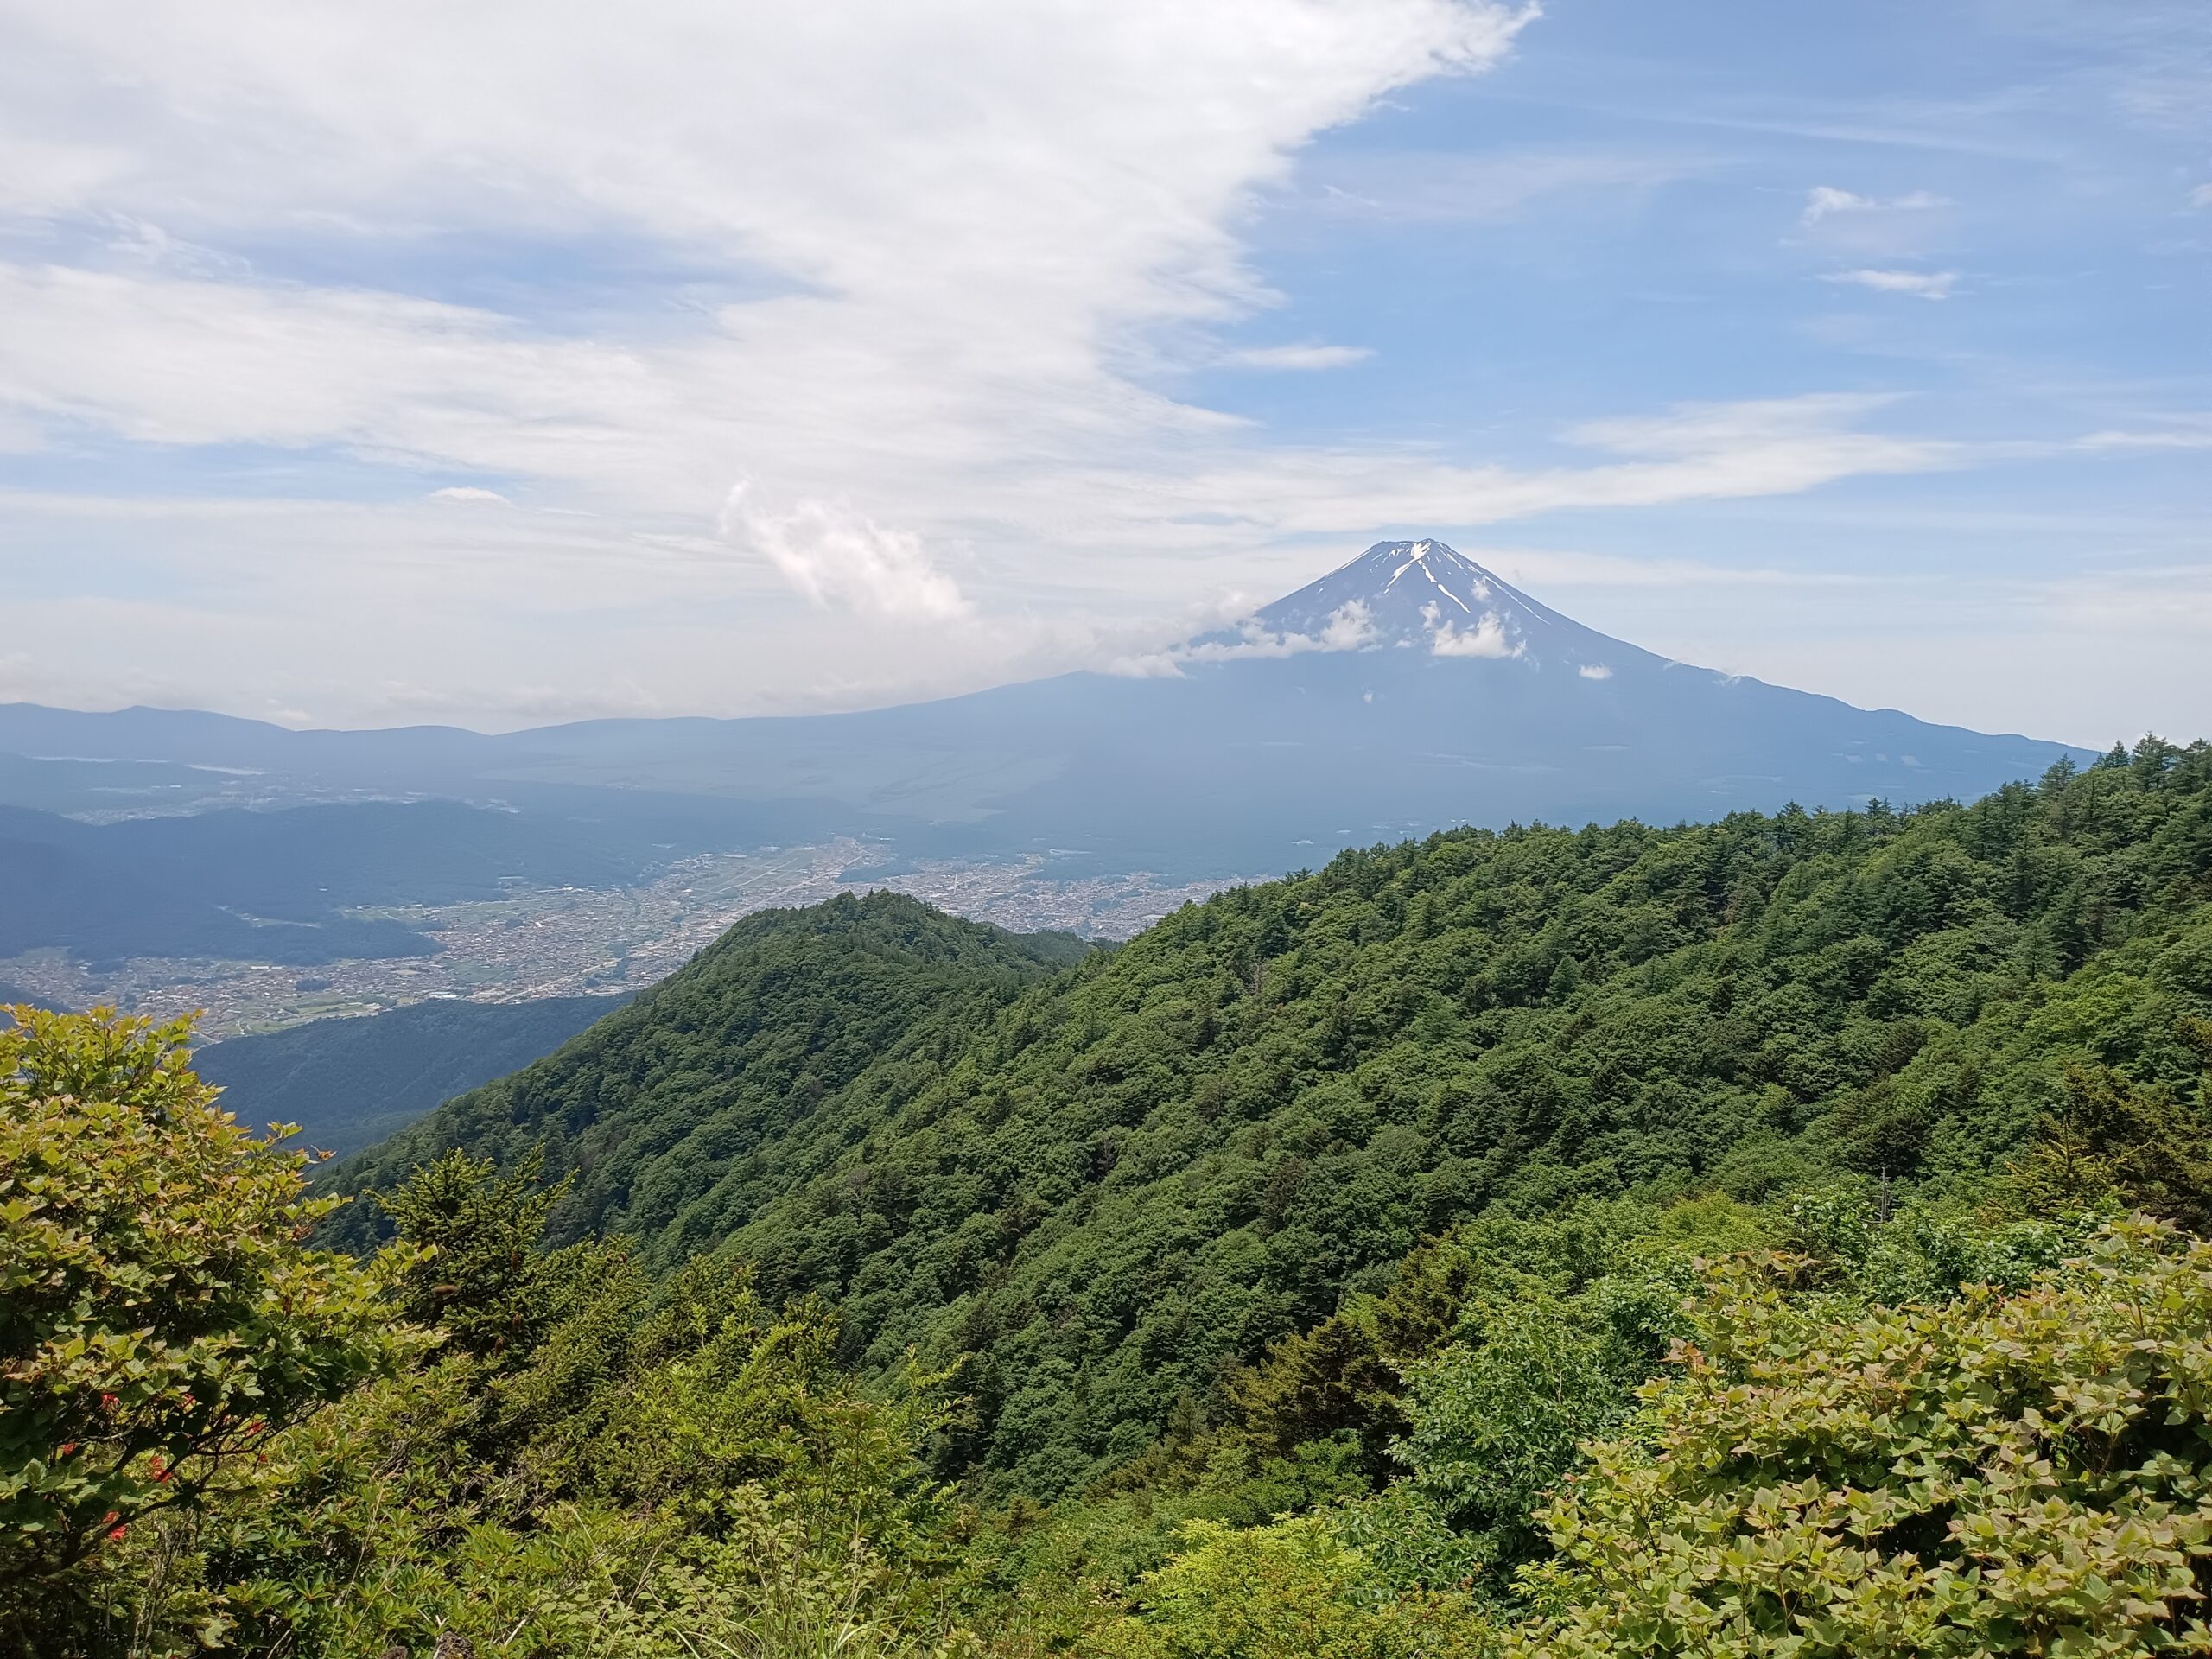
[1,1010,976,1658]
[1098,1515,1496,1659]
[1514,1219,2212,1656]
[1108,1211,2212,1659]
[0,1007,396,1650]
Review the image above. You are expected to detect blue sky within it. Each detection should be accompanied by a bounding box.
[0,0,2205,744]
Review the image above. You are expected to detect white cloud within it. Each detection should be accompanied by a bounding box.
[0,1,2134,728]
[0,131,124,215]
[1802,185,1946,224]
[1577,662,1611,679]
[1825,267,1957,300]
[1221,343,1374,371]
[1803,185,1871,222]
[2192,182,2212,208]
[1101,651,1186,679]
[1178,625,1332,664]
[0,264,681,481]
[1316,599,1381,649]
[429,486,510,504]
[1426,604,1521,658]
[0,0,1535,665]
[1164,599,1382,667]
[719,485,969,620]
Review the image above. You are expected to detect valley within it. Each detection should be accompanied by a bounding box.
[0,838,1234,1036]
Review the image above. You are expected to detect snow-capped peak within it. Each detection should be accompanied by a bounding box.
[1180,539,1636,675]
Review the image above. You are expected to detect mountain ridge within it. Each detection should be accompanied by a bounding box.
[321,741,2212,1497]
[318,891,1099,1257]
[0,540,2097,884]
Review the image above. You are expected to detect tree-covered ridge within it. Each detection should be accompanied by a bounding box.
[8,974,2212,1653]
[322,891,1094,1259]
[337,741,2212,1500]
[701,742,2204,1492]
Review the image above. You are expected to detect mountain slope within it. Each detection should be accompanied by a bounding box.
[336,741,2212,1496]
[476,544,2096,874]
[193,994,626,1160]
[321,892,1096,1255]
[1,541,2092,885]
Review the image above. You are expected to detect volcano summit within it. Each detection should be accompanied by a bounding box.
[1192,538,1653,673]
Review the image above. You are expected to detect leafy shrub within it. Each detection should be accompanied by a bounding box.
[1103,1516,1494,1659]
[0,1006,395,1655]
[206,1153,972,1656]
[1516,1218,2212,1657]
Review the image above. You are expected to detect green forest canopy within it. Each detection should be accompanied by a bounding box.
[329,739,2212,1497]
[11,995,2212,1655]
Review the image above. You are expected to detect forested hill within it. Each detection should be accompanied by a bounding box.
[321,893,1096,1254]
[333,740,2212,1496]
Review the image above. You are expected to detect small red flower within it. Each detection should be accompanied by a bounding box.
[106,1525,127,1543]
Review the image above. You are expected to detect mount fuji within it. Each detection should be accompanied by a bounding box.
[1192,538,1653,673]
[0,539,2091,884]
[830,536,2085,870]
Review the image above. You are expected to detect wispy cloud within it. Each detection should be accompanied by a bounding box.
[1824,267,1958,300]
[0,0,1535,664]
[1802,185,1947,224]
[2077,425,2212,451]
[0,387,1991,726]
[1220,343,1373,371]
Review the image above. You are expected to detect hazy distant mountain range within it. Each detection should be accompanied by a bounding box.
[0,540,2091,969]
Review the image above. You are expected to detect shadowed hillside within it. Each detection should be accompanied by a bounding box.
[194,994,630,1160]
